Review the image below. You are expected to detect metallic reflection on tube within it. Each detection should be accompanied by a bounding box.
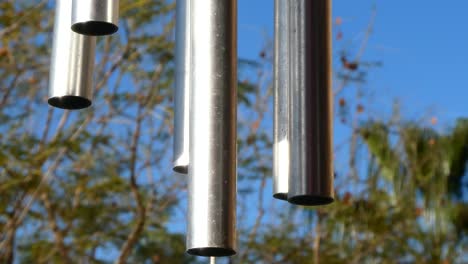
[49,0,96,110]
[288,0,334,206]
[273,0,290,201]
[187,0,237,257]
[71,0,119,36]
[173,0,191,174]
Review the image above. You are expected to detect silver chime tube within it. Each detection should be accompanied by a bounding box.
[71,0,119,36]
[187,0,237,257]
[288,0,334,206]
[173,0,191,174]
[273,0,290,201]
[49,0,96,110]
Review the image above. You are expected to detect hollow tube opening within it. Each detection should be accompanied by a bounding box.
[72,21,118,36]
[48,95,92,110]
[273,193,288,201]
[288,195,334,206]
[187,247,236,257]
[173,165,188,174]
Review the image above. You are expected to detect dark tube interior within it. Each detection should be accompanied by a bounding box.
[273,193,288,201]
[48,96,92,110]
[186,247,236,257]
[288,195,334,206]
[173,165,188,174]
[71,21,118,36]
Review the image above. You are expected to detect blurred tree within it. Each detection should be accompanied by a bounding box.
[0,1,466,264]
[0,1,197,263]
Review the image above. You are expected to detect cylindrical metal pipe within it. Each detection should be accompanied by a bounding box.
[71,0,119,36]
[173,0,191,174]
[288,0,334,206]
[49,0,96,110]
[273,0,290,201]
[187,0,237,257]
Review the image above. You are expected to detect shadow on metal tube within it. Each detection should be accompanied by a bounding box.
[273,0,290,201]
[48,0,96,110]
[288,0,334,206]
[173,0,191,174]
[72,0,119,36]
[187,0,237,257]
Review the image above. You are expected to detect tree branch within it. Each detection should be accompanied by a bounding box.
[115,106,146,264]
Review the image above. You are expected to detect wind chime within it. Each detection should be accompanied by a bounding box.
[274,0,334,206]
[48,0,118,110]
[48,0,333,258]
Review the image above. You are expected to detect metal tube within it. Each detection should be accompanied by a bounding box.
[173,0,191,174]
[273,0,290,201]
[187,0,237,257]
[48,0,96,110]
[71,0,119,36]
[288,0,334,206]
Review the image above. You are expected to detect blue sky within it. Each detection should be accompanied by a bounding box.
[238,0,467,125]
